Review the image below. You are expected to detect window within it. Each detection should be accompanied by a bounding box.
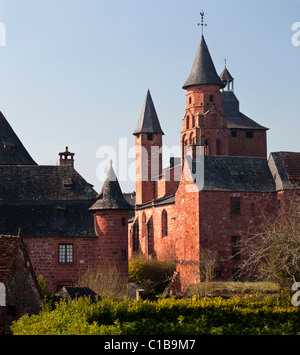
[231,236,241,260]
[246,131,254,138]
[209,94,214,102]
[121,217,126,227]
[122,250,127,261]
[186,116,190,130]
[189,97,192,105]
[231,131,237,138]
[230,197,241,215]
[161,210,168,237]
[147,133,153,141]
[59,244,74,263]
[250,203,255,211]
[0,282,6,306]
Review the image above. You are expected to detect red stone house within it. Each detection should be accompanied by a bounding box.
[0,110,132,292]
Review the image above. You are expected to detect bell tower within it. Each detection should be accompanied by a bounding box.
[133,90,164,205]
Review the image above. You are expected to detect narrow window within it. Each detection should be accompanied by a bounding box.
[161,210,168,237]
[246,131,254,138]
[230,197,241,215]
[121,217,126,226]
[0,282,6,306]
[189,97,192,104]
[122,250,127,261]
[231,236,241,260]
[209,94,214,102]
[147,133,153,141]
[250,203,255,211]
[59,244,74,263]
[186,116,190,130]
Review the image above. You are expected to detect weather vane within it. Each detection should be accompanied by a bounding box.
[198,10,207,35]
[224,57,227,67]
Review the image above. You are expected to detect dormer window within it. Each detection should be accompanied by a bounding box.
[3,141,15,150]
[62,178,73,190]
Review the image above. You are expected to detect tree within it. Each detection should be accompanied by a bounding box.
[240,194,300,288]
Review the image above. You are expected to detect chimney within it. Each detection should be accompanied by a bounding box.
[59,146,75,167]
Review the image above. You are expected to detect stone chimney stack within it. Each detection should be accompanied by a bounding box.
[59,147,75,167]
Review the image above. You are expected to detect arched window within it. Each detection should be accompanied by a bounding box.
[142,213,146,238]
[205,140,210,155]
[0,282,6,306]
[216,140,221,155]
[133,219,139,252]
[192,116,195,128]
[189,132,194,145]
[161,210,168,237]
[186,116,190,130]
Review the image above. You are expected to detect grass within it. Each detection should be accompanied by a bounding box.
[187,281,281,298]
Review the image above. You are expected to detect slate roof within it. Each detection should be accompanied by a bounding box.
[190,156,276,192]
[133,90,164,136]
[55,287,101,302]
[183,35,225,89]
[220,66,234,81]
[89,164,133,211]
[268,152,300,190]
[0,165,98,237]
[222,91,268,131]
[0,111,37,165]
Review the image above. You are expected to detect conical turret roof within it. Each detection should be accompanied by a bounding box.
[183,35,225,89]
[220,66,234,81]
[0,111,36,165]
[133,90,164,136]
[89,163,133,210]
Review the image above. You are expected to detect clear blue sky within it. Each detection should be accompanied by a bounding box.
[0,0,299,192]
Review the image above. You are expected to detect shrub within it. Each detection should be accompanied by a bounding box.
[11,296,300,335]
[128,255,176,293]
[77,263,127,299]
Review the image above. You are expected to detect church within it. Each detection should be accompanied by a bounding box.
[128,33,300,288]
[0,29,299,292]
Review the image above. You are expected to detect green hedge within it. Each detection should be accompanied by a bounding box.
[11,296,300,335]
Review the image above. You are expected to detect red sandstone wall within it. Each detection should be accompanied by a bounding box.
[93,210,129,275]
[24,236,97,292]
[229,130,267,158]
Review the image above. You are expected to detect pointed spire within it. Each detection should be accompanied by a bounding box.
[133,90,164,136]
[89,163,133,210]
[183,35,225,90]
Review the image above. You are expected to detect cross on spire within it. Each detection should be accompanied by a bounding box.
[198,10,207,35]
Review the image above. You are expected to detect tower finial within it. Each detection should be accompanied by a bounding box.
[198,10,207,35]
